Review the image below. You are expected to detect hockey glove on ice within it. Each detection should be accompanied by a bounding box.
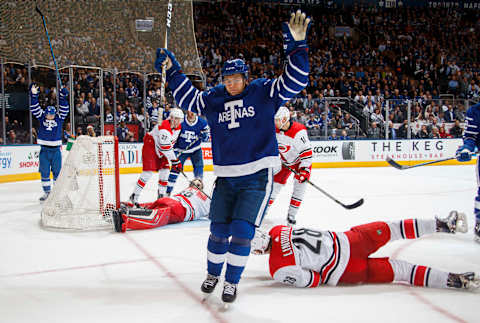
[456,144,474,162]
[155,48,181,78]
[282,9,311,56]
[297,167,311,183]
[171,159,183,173]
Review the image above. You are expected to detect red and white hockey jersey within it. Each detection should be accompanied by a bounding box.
[276,122,312,168]
[268,225,350,287]
[150,119,181,161]
[173,186,211,221]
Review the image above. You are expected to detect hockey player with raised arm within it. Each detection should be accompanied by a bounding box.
[30,84,70,201]
[268,106,313,225]
[166,110,210,196]
[154,10,311,304]
[113,179,209,232]
[129,108,184,204]
[455,102,480,242]
[251,211,480,290]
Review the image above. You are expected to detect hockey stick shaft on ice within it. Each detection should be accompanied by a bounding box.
[282,163,364,210]
[35,5,63,87]
[386,153,475,170]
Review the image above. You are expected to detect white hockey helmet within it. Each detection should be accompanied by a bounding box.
[275,106,290,121]
[169,107,184,120]
[251,229,271,255]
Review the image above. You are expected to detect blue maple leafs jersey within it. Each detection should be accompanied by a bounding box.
[30,95,69,146]
[167,49,309,177]
[463,102,480,151]
[175,115,210,153]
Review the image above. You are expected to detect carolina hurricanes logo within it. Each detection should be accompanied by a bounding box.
[278,144,291,154]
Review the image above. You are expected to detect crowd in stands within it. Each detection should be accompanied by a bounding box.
[2,2,480,144]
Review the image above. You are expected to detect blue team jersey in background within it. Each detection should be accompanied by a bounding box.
[175,115,210,153]
[30,95,69,146]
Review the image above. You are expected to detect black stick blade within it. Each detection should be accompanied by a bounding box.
[386,157,407,170]
[343,198,364,210]
[35,5,43,17]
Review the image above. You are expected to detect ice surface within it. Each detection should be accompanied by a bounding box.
[1,165,478,323]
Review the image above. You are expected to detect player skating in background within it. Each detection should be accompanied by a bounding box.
[251,211,479,290]
[129,108,184,204]
[166,110,210,196]
[268,106,313,225]
[455,102,480,242]
[30,84,70,201]
[154,10,311,304]
[113,179,209,232]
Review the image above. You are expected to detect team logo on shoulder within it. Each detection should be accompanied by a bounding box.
[218,99,255,129]
[278,144,291,154]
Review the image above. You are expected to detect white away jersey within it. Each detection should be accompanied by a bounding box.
[276,122,312,168]
[174,186,211,221]
[150,119,181,161]
[268,225,350,287]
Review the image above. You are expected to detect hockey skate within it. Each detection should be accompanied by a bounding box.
[474,221,480,243]
[221,281,237,305]
[435,211,468,234]
[129,193,140,208]
[39,192,50,202]
[201,274,219,300]
[287,214,296,226]
[447,272,480,290]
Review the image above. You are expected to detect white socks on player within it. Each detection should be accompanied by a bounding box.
[389,259,448,288]
[387,219,436,241]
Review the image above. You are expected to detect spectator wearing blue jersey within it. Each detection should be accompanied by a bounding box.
[166,110,210,196]
[455,102,480,243]
[155,10,310,304]
[30,84,70,201]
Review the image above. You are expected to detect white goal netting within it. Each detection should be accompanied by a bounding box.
[41,135,119,231]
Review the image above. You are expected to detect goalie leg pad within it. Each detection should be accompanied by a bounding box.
[124,207,170,231]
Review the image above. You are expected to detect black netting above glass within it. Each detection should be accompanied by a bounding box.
[0,0,202,76]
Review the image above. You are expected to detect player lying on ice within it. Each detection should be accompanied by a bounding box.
[112,179,209,232]
[251,211,480,290]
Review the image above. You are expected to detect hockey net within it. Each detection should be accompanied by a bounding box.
[41,135,120,231]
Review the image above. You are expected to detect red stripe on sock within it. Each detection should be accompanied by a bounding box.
[137,179,146,188]
[290,199,301,207]
[158,181,168,186]
[268,199,274,206]
[413,266,428,286]
[403,219,416,239]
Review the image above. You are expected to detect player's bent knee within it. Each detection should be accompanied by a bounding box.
[210,222,231,238]
[231,219,255,240]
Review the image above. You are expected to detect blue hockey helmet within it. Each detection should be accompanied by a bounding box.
[46,106,56,116]
[221,59,249,80]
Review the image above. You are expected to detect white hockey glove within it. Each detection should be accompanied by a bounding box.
[287,10,311,41]
[30,84,39,95]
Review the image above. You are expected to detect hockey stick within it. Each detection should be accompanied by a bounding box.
[282,163,364,210]
[159,0,173,109]
[35,5,62,87]
[386,154,474,170]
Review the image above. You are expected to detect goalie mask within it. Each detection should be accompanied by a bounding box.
[189,178,204,191]
[251,229,272,255]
